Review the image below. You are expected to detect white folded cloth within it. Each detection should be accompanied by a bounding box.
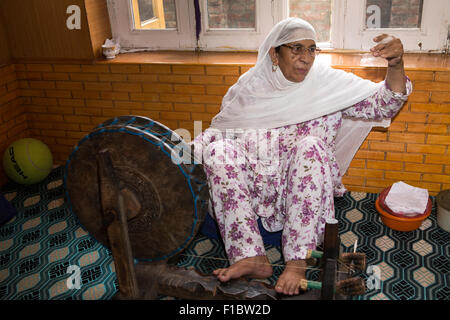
[384,181,429,217]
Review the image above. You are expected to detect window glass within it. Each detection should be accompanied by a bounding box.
[365,0,423,29]
[289,0,332,43]
[206,0,256,29]
[133,0,177,30]
[163,0,177,29]
[138,0,155,21]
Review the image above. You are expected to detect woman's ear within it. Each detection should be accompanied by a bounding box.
[269,47,278,65]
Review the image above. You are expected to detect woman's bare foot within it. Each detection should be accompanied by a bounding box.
[213,256,273,282]
[275,260,307,295]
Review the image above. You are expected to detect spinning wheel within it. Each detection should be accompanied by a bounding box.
[65,115,209,261]
[64,116,366,300]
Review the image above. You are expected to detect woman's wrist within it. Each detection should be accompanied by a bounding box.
[386,58,406,94]
[387,57,405,69]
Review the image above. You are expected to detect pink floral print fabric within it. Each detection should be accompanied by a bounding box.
[193,79,412,264]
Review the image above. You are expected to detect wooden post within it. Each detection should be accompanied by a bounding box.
[322,218,340,261]
[97,149,140,299]
[320,218,340,300]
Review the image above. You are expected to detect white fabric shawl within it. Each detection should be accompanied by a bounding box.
[210,17,390,175]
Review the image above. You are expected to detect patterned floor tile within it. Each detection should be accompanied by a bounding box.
[48,221,67,235]
[79,251,100,267]
[3,192,16,201]
[0,269,9,282]
[391,280,417,300]
[0,166,448,301]
[23,195,41,207]
[419,219,433,231]
[412,240,433,256]
[392,251,415,269]
[350,192,367,201]
[193,238,214,256]
[345,208,363,223]
[16,273,40,293]
[48,278,69,299]
[340,231,358,248]
[48,247,70,263]
[375,235,395,252]
[266,247,282,263]
[370,292,389,300]
[22,216,41,231]
[82,283,106,300]
[377,262,394,281]
[413,267,435,288]
[19,243,41,259]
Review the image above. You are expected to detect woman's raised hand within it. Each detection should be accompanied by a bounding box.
[370,34,404,68]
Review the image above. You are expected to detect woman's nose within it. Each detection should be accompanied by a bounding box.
[298,54,313,64]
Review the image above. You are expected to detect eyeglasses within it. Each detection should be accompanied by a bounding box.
[281,44,321,57]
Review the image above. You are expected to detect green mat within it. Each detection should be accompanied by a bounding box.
[0,166,448,300]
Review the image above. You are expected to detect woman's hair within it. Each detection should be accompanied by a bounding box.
[275,46,281,53]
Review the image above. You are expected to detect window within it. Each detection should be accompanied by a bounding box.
[288,0,333,44]
[108,0,195,50]
[206,0,256,29]
[107,0,450,52]
[339,0,449,51]
[197,0,275,50]
[131,0,174,30]
[365,0,423,29]
[286,0,449,51]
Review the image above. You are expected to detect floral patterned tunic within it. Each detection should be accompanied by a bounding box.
[193,79,412,264]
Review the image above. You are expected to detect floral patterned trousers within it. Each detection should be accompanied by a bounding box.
[203,135,335,264]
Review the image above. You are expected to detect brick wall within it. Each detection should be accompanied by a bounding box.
[2,61,449,195]
[341,68,450,195]
[0,64,29,185]
[14,62,243,164]
[389,0,422,27]
[207,0,255,28]
[162,0,177,29]
[367,0,422,28]
[289,0,332,43]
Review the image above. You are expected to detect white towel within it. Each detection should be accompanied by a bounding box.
[384,181,429,216]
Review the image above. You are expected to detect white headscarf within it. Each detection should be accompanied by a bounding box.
[209,17,390,175]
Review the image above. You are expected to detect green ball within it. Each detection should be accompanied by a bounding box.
[3,138,53,185]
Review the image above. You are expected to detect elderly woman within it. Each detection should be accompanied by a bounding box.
[193,18,412,295]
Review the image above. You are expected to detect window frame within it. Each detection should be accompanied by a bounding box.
[336,0,450,52]
[131,0,166,30]
[107,0,196,50]
[107,0,450,52]
[196,0,275,51]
